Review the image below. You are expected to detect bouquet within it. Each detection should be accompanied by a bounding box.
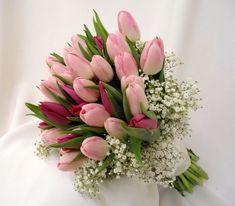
[26,10,208,197]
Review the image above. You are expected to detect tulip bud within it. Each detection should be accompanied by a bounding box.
[46,56,58,67]
[104,117,126,139]
[73,78,99,102]
[129,114,158,129]
[62,85,84,105]
[90,55,114,82]
[106,32,131,60]
[93,36,103,50]
[140,38,164,75]
[64,47,94,79]
[81,136,109,161]
[49,63,74,82]
[118,11,140,42]
[57,151,86,171]
[70,34,87,55]
[38,122,49,129]
[42,128,64,145]
[39,76,64,102]
[80,103,110,127]
[42,128,77,146]
[126,83,149,115]
[121,75,144,91]
[39,102,71,125]
[114,52,138,80]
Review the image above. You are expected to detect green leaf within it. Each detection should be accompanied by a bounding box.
[83,85,99,89]
[78,42,92,61]
[128,137,142,163]
[83,25,95,44]
[72,152,85,162]
[67,116,83,122]
[85,39,101,55]
[95,153,115,175]
[45,87,71,109]
[93,10,108,41]
[122,88,132,122]
[50,52,65,65]
[67,126,106,135]
[125,37,140,67]
[140,103,158,121]
[104,83,123,104]
[50,135,88,149]
[53,74,72,86]
[106,90,125,120]
[122,124,160,143]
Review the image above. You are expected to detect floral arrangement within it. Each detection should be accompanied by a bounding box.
[26,10,208,197]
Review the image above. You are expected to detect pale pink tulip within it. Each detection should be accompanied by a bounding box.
[90,55,114,82]
[81,136,109,161]
[46,56,58,67]
[73,78,99,102]
[42,128,64,146]
[126,83,149,115]
[140,38,164,75]
[70,34,87,55]
[114,52,138,80]
[39,76,64,101]
[106,32,131,60]
[118,11,140,42]
[121,75,144,91]
[104,117,126,139]
[57,151,86,171]
[49,63,74,82]
[64,53,94,79]
[80,103,110,127]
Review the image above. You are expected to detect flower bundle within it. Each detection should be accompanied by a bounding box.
[26,10,208,197]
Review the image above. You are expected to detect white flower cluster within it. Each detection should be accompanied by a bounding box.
[34,140,51,159]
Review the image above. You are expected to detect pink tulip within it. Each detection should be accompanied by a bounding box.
[114,52,138,80]
[64,47,94,79]
[106,32,131,60]
[80,103,110,127]
[129,114,158,129]
[73,78,99,102]
[38,122,50,129]
[70,34,87,55]
[93,36,103,49]
[104,117,126,139]
[46,56,59,67]
[39,76,64,102]
[140,37,164,75]
[90,55,114,82]
[39,102,71,125]
[62,85,84,105]
[42,128,77,146]
[121,75,145,91]
[49,63,74,82]
[57,151,86,171]
[118,11,140,42]
[126,83,149,115]
[81,136,109,161]
[42,128,64,145]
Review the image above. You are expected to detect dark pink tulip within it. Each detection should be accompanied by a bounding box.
[62,85,84,105]
[129,114,158,129]
[93,36,103,49]
[99,81,113,115]
[69,103,86,116]
[38,122,49,129]
[57,134,78,144]
[40,102,71,125]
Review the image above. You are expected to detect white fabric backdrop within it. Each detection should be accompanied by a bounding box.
[0,0,235,205]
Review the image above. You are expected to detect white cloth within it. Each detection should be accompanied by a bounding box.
[0,0,235,205]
